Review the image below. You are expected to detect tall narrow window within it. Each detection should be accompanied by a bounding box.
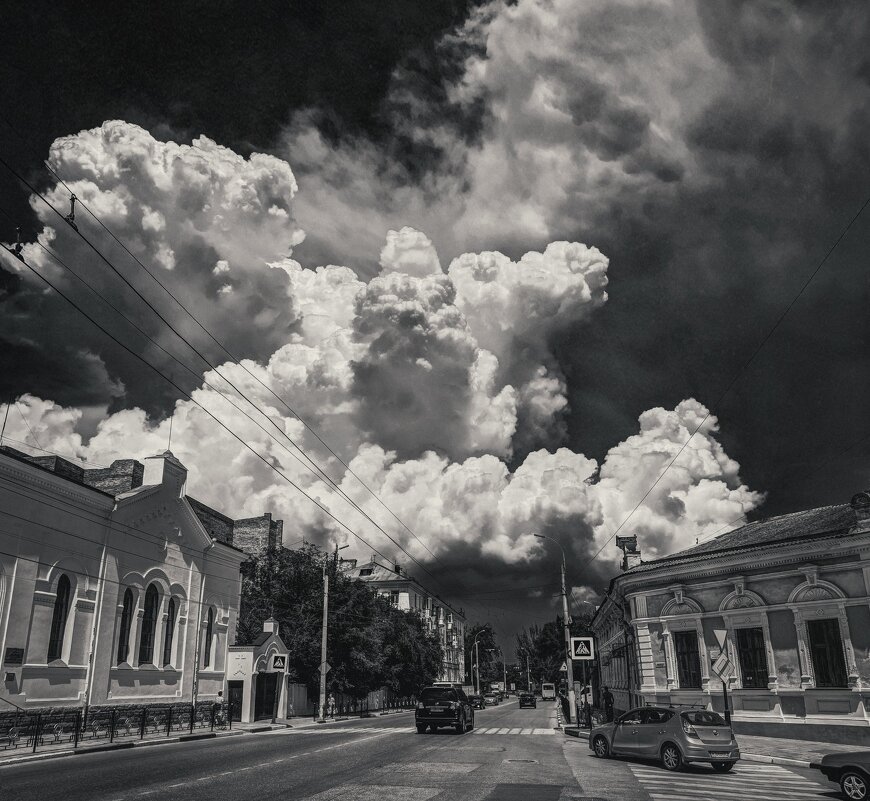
[736,627,769,688]
[203,607,214,668]
[47,574,71,662]
[162,597,177,667]
[807,618,848,688]
[138,584,159,665]
[117,589,134,664]
[673,630,702,689]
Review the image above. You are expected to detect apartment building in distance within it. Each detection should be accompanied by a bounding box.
[345,558,466,683]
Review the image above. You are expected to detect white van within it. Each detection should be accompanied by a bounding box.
[541,682,556,700]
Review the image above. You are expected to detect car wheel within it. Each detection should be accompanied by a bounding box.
[416,724,427,734]
[711,761,734,773]
[592,735,609,758]
[467,712,474,732]
[661,743,683,771]
[841,771,869,800]
[454,714,465,734]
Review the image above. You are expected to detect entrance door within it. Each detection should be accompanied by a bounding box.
[228,680,243,722]
[254,672,279,720]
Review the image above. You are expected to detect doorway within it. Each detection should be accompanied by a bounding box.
[228,680,243,722]
[254,672,279,720]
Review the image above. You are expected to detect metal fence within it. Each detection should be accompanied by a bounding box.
[0,701,230,754]
[315,692,416,720]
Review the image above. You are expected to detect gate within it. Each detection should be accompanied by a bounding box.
[254,673,278,720]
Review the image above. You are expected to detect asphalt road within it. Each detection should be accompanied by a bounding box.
[0,699,842,801]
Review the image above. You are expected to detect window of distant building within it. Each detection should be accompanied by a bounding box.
[673,630,702,689]
[47,574,71,662]
[807,619,848,688]
[359,568,373,576]
[390,590,400,606]
[736,627,768,689]
[138,584,159,665]
[117,589,134,664]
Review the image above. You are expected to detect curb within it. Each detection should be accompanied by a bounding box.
[0,728,245,768]
[741,752,812,768]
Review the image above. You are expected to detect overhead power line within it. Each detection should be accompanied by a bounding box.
[0,151,471,612]
[570,189,870,606]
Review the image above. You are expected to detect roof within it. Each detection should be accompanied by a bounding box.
[347,559,465,619]
[0,447,114,499]
[624,502,856,576]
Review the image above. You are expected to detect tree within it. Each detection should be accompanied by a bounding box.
[464,623,498,687]
[237,544,442,700]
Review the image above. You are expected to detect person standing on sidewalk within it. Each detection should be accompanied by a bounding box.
[603,686,614,722]
[327,693,336,719]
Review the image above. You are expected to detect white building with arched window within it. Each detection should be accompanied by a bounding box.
[0,447,248,709]
[591,489,870,743]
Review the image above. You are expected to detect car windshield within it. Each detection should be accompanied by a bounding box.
[682,710,727,726]
[420,688,457,702]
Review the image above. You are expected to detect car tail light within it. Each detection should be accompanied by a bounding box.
[681,718,699,737]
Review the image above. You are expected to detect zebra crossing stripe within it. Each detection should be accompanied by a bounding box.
[628,764,825,801]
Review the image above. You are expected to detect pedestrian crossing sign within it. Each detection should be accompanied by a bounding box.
[570,637,594,660]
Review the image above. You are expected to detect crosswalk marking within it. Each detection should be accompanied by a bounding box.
[288,725,556,736]
[629,763,826,800]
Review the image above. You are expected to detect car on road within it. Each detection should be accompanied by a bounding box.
[415,686,474,734]
[483,691,500,706]
[811,751,870,799]
[518,692,537,709]
[590,707,740,773]
[469,694,486,710]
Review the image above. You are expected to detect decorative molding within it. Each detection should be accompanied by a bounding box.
[788,577,845,604]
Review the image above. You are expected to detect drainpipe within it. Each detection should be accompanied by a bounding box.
[83,518,111,715]
[192,538,216,707]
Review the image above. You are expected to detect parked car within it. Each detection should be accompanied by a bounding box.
[590,707,740,772]
[519,692,537,709]
[469,694,486,710]
[811,751,870,800]
[483,691,500,706]
[415,686,474,734]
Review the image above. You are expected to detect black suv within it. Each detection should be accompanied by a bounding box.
[416,686,474,733]
[518,692,536,708]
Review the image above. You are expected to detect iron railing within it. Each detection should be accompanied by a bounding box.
[0,701,230,754]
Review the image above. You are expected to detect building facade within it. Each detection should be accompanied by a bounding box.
[344,558,466,683]
[0,447,274,710]
[591,490,870,742]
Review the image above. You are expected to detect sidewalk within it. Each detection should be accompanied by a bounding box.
[562,726,863,767]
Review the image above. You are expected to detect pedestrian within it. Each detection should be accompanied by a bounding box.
[603,686,614,722]
[327,692,336,719]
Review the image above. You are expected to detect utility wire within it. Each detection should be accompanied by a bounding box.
[0,205,480,618]
[571,190,870,602]
[0,161,467,613]
[32,142,445,569]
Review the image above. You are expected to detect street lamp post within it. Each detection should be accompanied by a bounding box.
[471,630,487,695]
[317,543,348,722]
[534,533,575,724]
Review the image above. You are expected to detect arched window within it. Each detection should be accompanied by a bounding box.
[47,574,71,661]
[117,589,134,664]
[138,584,160,665]
[162,597,176,667]
[203,607,214,668]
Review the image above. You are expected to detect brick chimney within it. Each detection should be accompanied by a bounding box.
[616,535,642,571]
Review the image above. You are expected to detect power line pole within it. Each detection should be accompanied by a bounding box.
[559,550,576,724]
[317,552,329,722]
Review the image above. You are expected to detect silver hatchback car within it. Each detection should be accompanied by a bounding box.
[590,707,740,772]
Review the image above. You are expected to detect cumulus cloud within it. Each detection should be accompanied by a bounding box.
[3,108,763,606]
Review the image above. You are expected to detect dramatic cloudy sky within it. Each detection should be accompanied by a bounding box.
[1,1,868,641]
